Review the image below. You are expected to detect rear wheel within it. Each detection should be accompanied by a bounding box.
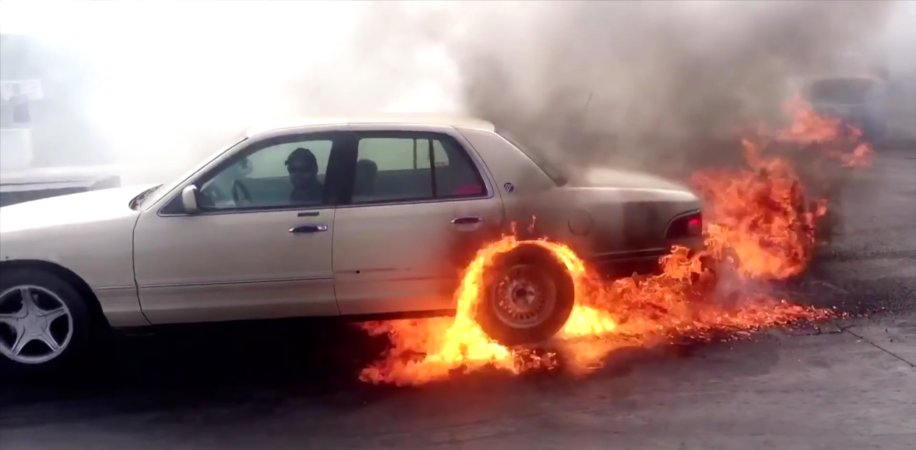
[477,244,574,345]
[0,269,91,373]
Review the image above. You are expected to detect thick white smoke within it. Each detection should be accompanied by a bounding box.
[1,1,464,182]
[2,0,913,184]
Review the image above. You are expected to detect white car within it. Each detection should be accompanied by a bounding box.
[0,115,702,370]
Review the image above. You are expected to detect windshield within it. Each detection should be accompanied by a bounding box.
[496,130,568,186]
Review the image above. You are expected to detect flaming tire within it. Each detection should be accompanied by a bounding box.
[477,244,574,345]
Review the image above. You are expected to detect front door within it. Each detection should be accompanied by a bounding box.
[134,132,348,324]
[332,131,504,315]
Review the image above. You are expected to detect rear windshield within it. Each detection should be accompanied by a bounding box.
[808,78,876,104]
[496,130,568,186]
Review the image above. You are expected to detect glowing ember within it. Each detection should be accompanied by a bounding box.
[358,98,867,386]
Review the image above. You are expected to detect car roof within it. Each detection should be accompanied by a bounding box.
[246,114,496,137]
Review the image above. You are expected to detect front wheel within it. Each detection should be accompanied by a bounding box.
[0,269,91,373]
[476,244,575,345]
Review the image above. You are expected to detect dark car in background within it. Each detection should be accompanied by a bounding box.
[802,76,889,143]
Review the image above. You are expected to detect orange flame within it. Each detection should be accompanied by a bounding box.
[692,96,873,280]
[777,96,874,168]
[692,140,828,279]
[359,98,866,386]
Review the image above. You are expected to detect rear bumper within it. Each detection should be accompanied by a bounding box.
[587,237,703,278]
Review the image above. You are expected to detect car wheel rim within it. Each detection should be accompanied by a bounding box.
[490,264,557,329]
[0,285,73,365]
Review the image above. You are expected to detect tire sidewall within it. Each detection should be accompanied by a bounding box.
[0,268,91,375]
[476,244,575,345]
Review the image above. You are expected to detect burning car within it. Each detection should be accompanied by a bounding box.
[0,116,701,370]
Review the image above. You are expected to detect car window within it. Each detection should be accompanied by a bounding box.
[496,130,568,186]
[198,138,333,210]
[351,133,486,204]
[416,140,449,169]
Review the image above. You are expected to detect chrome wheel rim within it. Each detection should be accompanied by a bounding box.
[0,285,73,364]
[490,264,557,329]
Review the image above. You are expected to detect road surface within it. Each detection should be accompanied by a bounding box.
[1,149,914,450]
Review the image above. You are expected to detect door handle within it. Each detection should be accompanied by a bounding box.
[451,216,482,225]
[289,224,329,233]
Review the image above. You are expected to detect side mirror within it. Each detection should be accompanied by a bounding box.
[181,185,200,214]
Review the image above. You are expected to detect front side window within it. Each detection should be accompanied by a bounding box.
[197,137,335,210]
[350,133,486,204]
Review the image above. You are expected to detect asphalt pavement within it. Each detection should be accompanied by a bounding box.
[1,148,914,450]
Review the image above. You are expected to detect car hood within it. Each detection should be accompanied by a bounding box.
[0,184,154,233]
[574,167,693,193]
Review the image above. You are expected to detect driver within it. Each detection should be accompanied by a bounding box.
[286,147,323,204]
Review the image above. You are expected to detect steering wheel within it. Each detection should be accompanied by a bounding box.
[232,179,253,207]
[199,185,223,208]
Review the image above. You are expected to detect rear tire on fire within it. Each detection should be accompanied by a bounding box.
[477,244,574,345]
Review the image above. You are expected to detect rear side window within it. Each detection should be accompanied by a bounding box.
[496,130,567,186]
[351,133,486,204]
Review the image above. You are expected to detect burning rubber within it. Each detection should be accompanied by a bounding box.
[476,242,576,346]
[359,99,872,386]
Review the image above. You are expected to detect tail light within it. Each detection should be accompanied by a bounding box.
[666,211,703,239]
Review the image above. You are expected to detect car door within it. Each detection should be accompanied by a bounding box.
[133,131,349,324]
[332,129,504,315]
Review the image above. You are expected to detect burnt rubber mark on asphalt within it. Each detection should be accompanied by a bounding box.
[844,327,916,368]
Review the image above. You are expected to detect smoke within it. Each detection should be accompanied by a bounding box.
[1,1,463,182]
[1,1,908,184]
[449,1,896,179]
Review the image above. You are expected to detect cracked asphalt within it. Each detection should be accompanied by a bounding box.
[1,149,914,450]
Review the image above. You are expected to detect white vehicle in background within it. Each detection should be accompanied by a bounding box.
[0,116,702,371]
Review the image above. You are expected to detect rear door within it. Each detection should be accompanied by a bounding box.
[332,130,504,315]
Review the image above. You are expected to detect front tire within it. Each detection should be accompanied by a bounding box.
[476,244,575,345]
[0,269,91,373]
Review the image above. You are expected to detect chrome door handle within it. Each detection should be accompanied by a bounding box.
[289,224,328,233]
[451,216,482,225]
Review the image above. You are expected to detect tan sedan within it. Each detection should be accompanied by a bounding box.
[0,116,702,370]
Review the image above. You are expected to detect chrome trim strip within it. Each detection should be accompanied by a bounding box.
[334,193,493,209]
[140,276,332,289]
[94,285,137,292]
[159,204,334,218]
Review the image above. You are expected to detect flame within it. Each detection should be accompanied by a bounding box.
[358,98,867,386]
[359,236,540,386]
[692,140,827,279]
[776,96,874,168]
[692,96,873,280]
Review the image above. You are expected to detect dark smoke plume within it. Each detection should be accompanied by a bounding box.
[448,1,893,180]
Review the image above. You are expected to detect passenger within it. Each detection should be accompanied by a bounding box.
[286,147,323,204]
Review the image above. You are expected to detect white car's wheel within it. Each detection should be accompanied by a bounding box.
[0,269,91,372]
[477,244,575,345]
